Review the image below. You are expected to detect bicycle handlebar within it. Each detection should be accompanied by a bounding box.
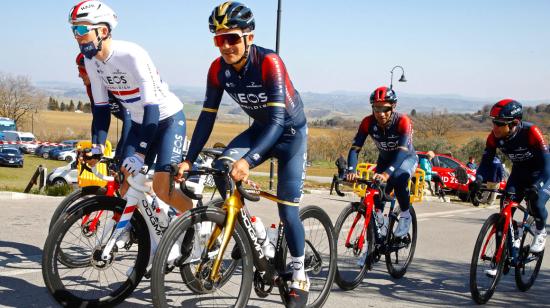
[334,178,393,201]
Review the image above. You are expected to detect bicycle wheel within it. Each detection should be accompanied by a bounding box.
[48,186,103,233]
[469,213,506,304]
[515,217,544,291]
[42,197,150,307]
[151,206,254,307]
[277,205,337,308]
[385,206,417,278]
[334,202,374,290]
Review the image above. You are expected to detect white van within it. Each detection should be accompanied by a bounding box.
[3,131,38,153]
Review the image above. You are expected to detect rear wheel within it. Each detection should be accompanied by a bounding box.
[334,202,373,290]
[42,198,149,307]
[278,205,337,307]
[469,213,506,304]
[515,217,544,291]
[385,206,417,278]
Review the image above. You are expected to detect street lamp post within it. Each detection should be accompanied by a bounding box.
[390,65,407,89]
[269,0,283,191]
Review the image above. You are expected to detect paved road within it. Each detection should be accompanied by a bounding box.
[0,191,549,307]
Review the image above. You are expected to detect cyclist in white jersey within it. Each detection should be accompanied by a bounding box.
[68,0,192,213]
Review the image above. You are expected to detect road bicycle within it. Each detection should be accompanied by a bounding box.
[47,148,221,233]
[469,189,545,304]
[42,162,204,307]
[150,166,337,307]
[333,178,418,290]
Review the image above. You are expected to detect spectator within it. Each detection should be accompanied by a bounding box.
[418,151,434,195]
[335,153,347,179]
[481,156,505,206]
[466,156,477,170]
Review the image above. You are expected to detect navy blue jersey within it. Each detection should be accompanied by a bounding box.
[348,112,415,175]
[478,121,550,184]
[186,44,306,167]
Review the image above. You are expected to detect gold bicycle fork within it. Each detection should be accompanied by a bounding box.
[201,190,245,283]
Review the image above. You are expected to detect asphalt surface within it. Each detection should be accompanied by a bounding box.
[0,191,549,307]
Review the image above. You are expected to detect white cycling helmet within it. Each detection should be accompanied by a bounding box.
[68,1,118,30]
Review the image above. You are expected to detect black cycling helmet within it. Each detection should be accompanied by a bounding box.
[489,99,523,121]
[209,2,255,33]
[370,86,398,104]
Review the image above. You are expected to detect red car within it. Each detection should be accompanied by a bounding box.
[417,151,476,201]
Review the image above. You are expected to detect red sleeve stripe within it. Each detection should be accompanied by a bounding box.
[528,125,549,151]
[207,58,222,88]
[111,88,140,96]
[397,115,412,134]
[360,115,374,135]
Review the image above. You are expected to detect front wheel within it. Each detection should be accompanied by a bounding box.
[469,213,506,304]
[278,205,337,308]
[151,206,254,308]
[385,206,417,278]
[48,186,103,233]
[515,218,544,291]
[334,202,373,290]
[42,198,150,307]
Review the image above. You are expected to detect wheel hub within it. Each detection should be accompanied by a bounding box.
[91,245,116,270]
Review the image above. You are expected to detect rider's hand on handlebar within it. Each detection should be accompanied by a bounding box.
[373,172,389,183]
[231,158,250,182]
[175,160,192,183]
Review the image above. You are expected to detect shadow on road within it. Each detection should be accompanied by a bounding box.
[332,257,549,307]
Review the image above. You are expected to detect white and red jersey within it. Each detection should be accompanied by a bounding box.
[85,40,182,124]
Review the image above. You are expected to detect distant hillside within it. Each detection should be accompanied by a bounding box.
[35,81,549,122]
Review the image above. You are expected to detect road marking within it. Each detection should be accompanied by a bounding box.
[0,268,42,277]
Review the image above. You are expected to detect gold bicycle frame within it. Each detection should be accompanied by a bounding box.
[204,188,281,283]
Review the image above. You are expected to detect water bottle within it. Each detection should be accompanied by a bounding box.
[251,216,274,259]
[375,210,388,237]
[265,224,278,257]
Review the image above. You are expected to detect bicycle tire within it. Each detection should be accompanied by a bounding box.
[469,213,506,304]
[277,205,337,308]
[515,218,544,291]
[385,206,417,278]
[334,202,374,290]
[151,206,254,308]
[48,186,103,233]
[42,198,150,307]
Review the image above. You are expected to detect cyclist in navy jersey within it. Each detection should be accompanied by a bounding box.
[476,99,550,253]
[176,2,309,306]
[76,53,132,163]
[346,86,418,238]
[69,1,192,213]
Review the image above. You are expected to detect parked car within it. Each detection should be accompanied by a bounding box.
[61,140,80,148]
[47,161,78,187]
[58,149,77,162]
[0,146,24,167]
[35,145,56,158]
[48,145,73,160]
[3,131,38,153]
[417,151,476,201]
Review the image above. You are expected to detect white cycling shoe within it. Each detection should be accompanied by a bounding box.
[484,268,497,278]
[530,228,547,253]
[394,215,412,238]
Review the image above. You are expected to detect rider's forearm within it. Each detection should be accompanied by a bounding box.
[92,105,111,146]
[243,121,284,168]
[385,147,410,176]
[185,110,217,164]
[136,104,160,156]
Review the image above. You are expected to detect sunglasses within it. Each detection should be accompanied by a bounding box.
[71,25,101,37]
[492,119,512,127]
[372,105,393,113]
[213,33,249,47]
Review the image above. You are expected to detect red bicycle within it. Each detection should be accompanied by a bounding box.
[469,190,545,304]
[333,178,418,290]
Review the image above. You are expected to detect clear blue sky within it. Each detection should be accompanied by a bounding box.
[1,0,549,100]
